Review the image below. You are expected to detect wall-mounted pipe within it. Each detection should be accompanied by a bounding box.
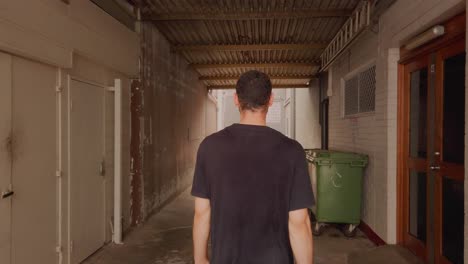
[110,79,123,244]
[55,68,64,264]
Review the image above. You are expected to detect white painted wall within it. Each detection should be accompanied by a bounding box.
[294,83,321,149]
[327,0,466,245]
[219,89,288,134]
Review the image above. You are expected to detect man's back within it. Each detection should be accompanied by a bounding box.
[192,123,315,264]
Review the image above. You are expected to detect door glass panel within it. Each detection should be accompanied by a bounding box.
[443,53,466,164]
[409,68,428,158]
[442,177,464,264]
[409,170,427,242]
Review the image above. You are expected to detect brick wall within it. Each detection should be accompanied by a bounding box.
[328,29,382,237]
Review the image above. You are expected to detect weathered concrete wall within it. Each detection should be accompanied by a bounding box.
[206,94,218,136]
[328,0,465,244]
[137,22,215,221]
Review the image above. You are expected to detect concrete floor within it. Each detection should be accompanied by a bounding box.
[84,189,422,264]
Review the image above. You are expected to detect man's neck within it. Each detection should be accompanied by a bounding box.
[239,109,267,126]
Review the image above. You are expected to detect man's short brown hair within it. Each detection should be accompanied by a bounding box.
[235,70,272,111]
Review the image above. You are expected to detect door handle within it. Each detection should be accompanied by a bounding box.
[430,165,440,171]
[1,190,14,199]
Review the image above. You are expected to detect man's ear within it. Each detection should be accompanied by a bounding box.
[234,93,240,107]
[268,93,275,107]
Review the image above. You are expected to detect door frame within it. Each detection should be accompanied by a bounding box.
[398,54,431,262]
[397,12,466,263]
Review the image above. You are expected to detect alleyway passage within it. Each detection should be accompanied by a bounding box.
[83,189,421,264]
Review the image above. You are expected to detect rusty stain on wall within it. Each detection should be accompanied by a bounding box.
[130,79,143,225]
[5,133,13,162]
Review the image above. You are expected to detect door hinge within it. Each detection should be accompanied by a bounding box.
[70,240,74,253]
[56,69,63,93]
[69,100,73,111]
[55,170,62,178]
[55,245,62,254]
[430,64,435,73]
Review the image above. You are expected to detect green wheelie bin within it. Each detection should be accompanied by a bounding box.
[309,150,368,237]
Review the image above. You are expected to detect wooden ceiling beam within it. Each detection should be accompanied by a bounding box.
[145,9,352,21]
[207,84,310,90]
[173,43,327,52]
[191,62,318,69]
[200,75,315,81]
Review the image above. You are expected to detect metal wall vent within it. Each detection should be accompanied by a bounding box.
[344,65,376,116]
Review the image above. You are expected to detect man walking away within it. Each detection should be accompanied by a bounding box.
[192,70,315,264]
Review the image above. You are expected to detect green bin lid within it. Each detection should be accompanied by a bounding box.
[307,149,369,167]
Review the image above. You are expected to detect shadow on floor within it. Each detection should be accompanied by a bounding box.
[84,189,420,264]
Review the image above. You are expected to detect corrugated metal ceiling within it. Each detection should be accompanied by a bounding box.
[140,0,361,89]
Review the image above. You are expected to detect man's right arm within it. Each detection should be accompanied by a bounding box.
[193,197,211,264]
[289,208,313,264]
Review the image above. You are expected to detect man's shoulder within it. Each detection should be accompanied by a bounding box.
[282,137,305,154]
[198,128,232,149]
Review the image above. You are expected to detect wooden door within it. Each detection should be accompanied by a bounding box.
[69,79,106,264]
[0,52,12,264]
[399,34,465,264]
[434,40,465,264]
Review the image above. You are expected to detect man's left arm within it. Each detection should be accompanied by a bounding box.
[193,197,211,264]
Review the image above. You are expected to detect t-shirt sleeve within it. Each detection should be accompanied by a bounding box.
[289,143,315,211]
[191,140,210,199]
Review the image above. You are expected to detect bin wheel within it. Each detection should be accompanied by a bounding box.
[343,224,358,237]
[313,222,325,236]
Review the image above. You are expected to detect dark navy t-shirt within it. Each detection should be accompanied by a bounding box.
[191,123,315,264]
